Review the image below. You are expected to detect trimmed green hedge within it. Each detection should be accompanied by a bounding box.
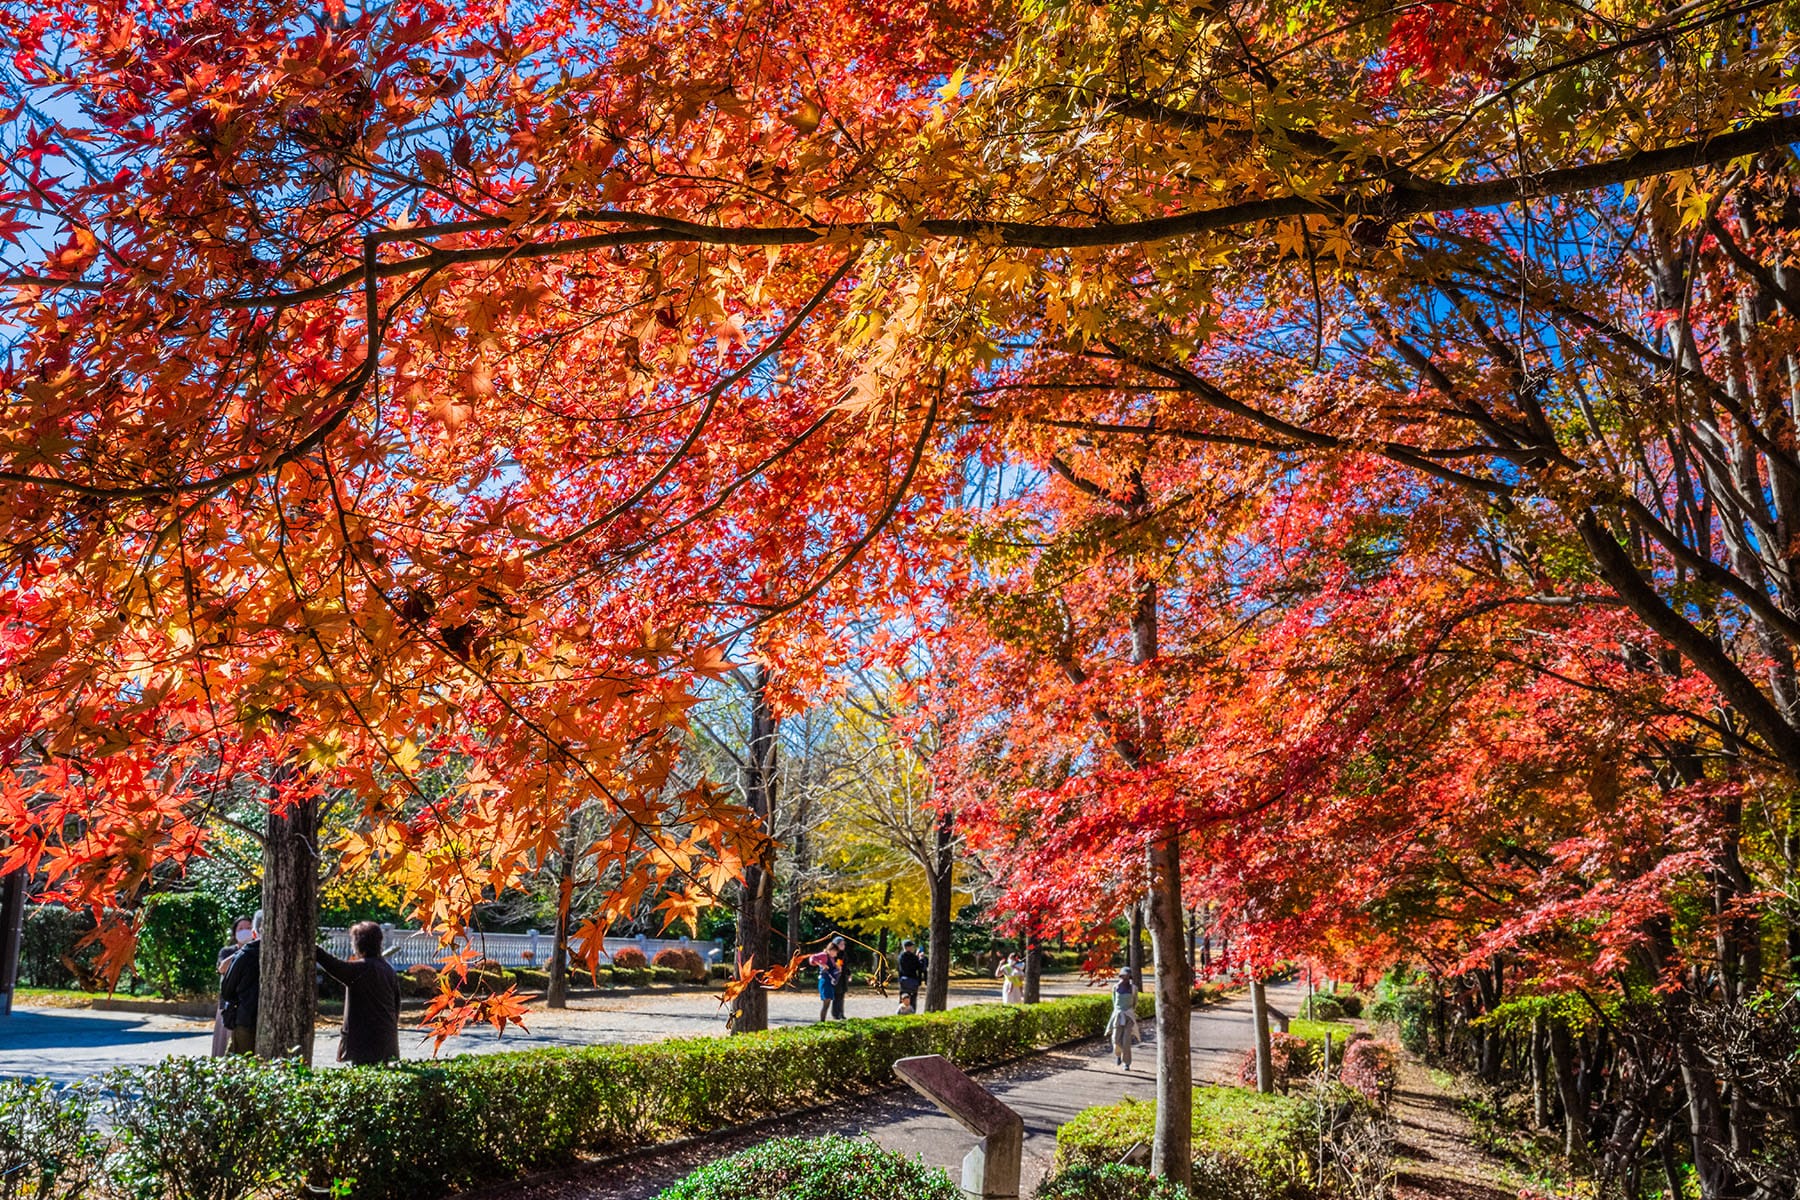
[13,991,1155,1200]
[1056,1087,1312,1200]
[656,1135,959,1199]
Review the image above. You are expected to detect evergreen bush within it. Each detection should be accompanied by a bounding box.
[656,1136,959,1200]
[137,892,229,998]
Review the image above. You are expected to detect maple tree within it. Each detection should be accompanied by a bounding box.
[2,0,1800,1190]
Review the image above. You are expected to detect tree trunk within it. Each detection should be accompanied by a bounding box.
[732,664,779,1034]
[925,808,954,1013]
[1530,1014,1550,1129]
[256,783,318,1061]
[546,825,576,1009]
[1147,830,1193,1185]
[787,823,809,956]
[1251,975,1274,1094]
[1547,1018,1587,1161]
[1128,903,1145,983]
[1023,919,1042,1004]
[1676,1027,1740,1200]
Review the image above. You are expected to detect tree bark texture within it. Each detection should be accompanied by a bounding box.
[925,808,954,1013]
[1251,975,1274,1094]
[256,784,318,1061]
[1147,830,1193,1184]
[732,664,779,1034]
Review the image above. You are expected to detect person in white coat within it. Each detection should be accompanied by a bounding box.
[1105,969,1139,1069]
[996,953,1026,1005]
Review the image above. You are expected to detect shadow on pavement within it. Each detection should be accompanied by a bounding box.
[0,1009,206,1051]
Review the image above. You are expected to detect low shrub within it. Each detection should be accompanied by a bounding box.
[653,946,709,982]
[1056,1087,1310,1200]
[612,966,651,986]
[0,1077,100,1200]
[656,1135,959,1200]
[1035,1164,1193,1199]
[650,965,682,984]
[514,967,550,990]
[611,945,649,968]
[709,962,734,981]
[1190,981,1232,1006]
[107,1057,301,1200]
[1236,1032,1321,1094]
[1336,993,1365,1019]
[1305,993,1344,1021]
[1339,1040,1398,1106]
[400,965,440,997]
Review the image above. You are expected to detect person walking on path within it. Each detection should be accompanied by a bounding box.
[997,953,1026,1005]
[1106,968,1139,1069]
[828,936,850,1020]
[814,947,841,1022]
[218,910,262,1055]
[896,939,924,1014]
[211,916,255,1056]
[314,921,402,1066]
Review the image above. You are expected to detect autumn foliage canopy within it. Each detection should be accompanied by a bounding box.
[4,1,1800,1174]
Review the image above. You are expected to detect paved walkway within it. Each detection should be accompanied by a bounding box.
[477,981,1306,1200]
[0,975,1099,1083]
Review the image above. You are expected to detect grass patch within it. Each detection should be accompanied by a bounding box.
[1287,1017,1356,1044]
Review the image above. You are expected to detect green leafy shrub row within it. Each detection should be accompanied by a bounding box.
[394,961,698,998]
[7,993,1143,1200]
[1055,1086,1313,1200]
[656,1135,959,1200]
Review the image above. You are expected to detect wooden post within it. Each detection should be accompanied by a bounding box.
[894,1054,1024,1200]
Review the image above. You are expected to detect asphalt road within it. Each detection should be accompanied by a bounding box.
[0,975,1098,1083]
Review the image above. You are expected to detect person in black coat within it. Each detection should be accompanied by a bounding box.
[315,921,401,1066]
[896,939,924,1014]
[218,913,262,1055]
[828,936,849,1019]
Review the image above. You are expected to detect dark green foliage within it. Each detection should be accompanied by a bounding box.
[136,892,228,998]
[107,1058,301,1200]
[1304,993,1343,1021]
[1369,968,1430,1055]
[1335,993,1364,1019]
[1035,1164,1193,1200]
[0,1078,100,1200]
[19,906,97,989]
[656,1136,959,1200]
